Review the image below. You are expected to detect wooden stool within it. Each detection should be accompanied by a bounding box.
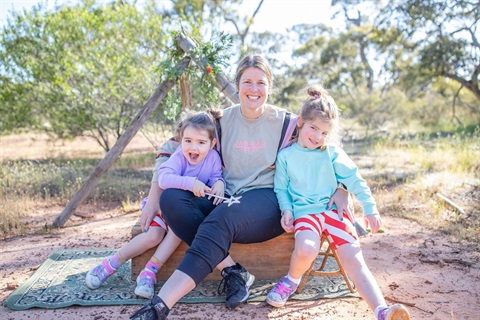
[296,234,356,293]
[130,220,296,281]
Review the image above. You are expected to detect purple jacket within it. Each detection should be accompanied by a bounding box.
[158,147,224,192]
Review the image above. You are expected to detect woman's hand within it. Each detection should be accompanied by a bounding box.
[281,210,294,233]
[209,180,225,205]
[364,214,383,234]
[327,187,355,222]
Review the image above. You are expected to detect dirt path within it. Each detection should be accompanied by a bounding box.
[1,206,479,320]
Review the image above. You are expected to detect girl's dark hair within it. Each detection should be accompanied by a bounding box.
[298,84,341,147]
[174,109,223,141]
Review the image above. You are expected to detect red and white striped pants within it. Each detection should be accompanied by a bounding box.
[293,209,358,249]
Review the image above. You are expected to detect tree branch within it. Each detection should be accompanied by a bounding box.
[176,33,239,104]
[451,85,463,125]
[243,0,264,39]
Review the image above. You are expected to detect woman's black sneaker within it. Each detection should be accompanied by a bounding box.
[218,263,255,309]
[130,296,170,320]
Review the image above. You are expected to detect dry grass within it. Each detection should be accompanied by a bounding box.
[1,131,479,246]
[0,133,156,238]
[359,135,480,245]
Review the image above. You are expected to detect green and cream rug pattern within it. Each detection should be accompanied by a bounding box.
[5,249,358,310]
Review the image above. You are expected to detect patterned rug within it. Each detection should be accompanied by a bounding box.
[4,249,359,310]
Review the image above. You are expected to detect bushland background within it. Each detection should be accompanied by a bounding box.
[1,1,479,319]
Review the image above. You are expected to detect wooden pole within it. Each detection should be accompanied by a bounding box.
[180,73,192,110]
[434,193,466,215]
[53,57,192,227]
[176,33,240,104]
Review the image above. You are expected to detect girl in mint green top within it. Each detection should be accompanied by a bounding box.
[267,84,411,320]
[274,143,378,221]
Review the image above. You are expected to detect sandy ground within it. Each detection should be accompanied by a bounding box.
[1,133,479,319]
[1,206,479,320]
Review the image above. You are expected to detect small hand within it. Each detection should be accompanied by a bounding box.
[141,199,159,232]
[208,180,225,205]
[364,214,382,234]
[281,210,294,233]
[204,193,242,206]
[192,179,208,197]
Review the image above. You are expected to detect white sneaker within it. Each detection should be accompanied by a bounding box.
[378,304,411,320]
[85,262,115,290]
[134,274,156,299]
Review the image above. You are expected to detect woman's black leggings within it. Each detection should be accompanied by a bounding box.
[160,188,284,285]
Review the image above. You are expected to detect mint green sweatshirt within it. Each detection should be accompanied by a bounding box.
[274,143,378,220]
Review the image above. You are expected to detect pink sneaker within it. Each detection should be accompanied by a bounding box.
[85,259,116,289]
[266,276,298,308]
[378,304,411,320]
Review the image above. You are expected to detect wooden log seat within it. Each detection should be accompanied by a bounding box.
[131,220,295,281]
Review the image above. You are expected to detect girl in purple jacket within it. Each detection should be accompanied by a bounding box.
[85,110,225,299]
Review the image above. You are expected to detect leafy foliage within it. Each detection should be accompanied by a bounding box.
[377,0,480,101]
[0,0,478,146]
[0,0,169,151]
[153,31,233,124]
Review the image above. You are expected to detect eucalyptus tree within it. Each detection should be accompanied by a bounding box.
[281,15,406,137]
[283,0,479,135]
[332,0,480,125]
[0,0,170,151]
[378,0,480,104]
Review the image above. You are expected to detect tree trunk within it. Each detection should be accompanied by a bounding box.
[180,73,192,111]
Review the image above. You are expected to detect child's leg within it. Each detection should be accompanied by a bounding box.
[135,231,182,299]
[118,226,166,261]
[289,230,321,279]
[85,226,165,290]
[326,210,410,320]
[267,220,321,308]
[336,242,386,310]
[151,231,182,263]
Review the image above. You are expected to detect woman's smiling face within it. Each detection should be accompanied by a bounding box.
[238,67,270,119]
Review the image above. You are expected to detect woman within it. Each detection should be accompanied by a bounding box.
[130,55,350,320]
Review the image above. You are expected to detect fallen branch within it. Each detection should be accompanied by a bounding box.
[386,296,434,314]
[385,296,416,307]
[423,238,435,247]
[419,257,473,267]
[434,193,466,215]
[419,258,441,264]
[443,258,473,267]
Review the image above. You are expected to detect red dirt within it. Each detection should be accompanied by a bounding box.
[1,133,479,319]
[1,207,479,319]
